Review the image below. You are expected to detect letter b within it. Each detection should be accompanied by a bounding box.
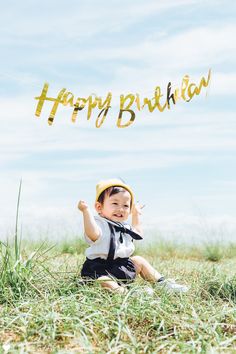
[117,109,135,128]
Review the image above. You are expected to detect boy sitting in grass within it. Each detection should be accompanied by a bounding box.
[78,178,188,294]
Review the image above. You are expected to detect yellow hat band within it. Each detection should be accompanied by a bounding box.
[96,179,134,205]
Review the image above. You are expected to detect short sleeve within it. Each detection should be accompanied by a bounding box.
[84,217,105,245]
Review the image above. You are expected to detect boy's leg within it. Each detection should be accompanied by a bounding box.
[97,276,127,294]
[131,255,188,292]
[130,255,162,281]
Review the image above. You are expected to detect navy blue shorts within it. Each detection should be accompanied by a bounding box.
[81,257,137,283]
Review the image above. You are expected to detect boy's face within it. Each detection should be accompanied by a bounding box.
[95,191,131,222]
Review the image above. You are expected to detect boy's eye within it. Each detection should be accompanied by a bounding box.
[112,202,118,205]
[124,205,129,208]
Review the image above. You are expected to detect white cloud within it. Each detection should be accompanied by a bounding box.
[144,213,236,243]
[0,0,198,41]
[0,93,235,175]
[2,207,236,243]
[1,0,235,241]
[211,72,236,95]
[13,24,234,77]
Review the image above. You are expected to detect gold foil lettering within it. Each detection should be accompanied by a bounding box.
[117,109,136,128]
[34,70,211,128]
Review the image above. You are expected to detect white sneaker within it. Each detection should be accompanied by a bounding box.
[158,278,189,293]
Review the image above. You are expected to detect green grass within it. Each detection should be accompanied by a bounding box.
[0,237,236,353]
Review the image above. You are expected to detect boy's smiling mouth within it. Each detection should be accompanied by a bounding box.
[113,213,123,218]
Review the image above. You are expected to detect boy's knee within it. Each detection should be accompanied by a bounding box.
[131,255,145,264]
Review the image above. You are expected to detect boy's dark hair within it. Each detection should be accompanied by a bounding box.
[98,186,132,208]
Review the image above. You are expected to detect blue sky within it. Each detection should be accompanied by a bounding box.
[1,0,236,242]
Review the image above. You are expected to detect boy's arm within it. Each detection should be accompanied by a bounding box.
[78,200,100,242]
[131,202,144,236]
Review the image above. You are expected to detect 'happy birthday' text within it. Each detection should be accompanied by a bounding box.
[34,70,211,128]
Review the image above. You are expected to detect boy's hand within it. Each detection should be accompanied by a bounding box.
[78,200,89,212]
[78,200,100,241]
[131,201,145,216]
[131,201,144,236]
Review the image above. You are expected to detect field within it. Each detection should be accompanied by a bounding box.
[0,235,236,354]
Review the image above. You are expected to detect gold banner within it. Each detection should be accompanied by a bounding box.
[34,69,211,128]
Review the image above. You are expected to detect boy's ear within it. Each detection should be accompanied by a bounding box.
[95,201,102,213]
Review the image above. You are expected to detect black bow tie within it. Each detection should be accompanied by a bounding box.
[102,217,143,240]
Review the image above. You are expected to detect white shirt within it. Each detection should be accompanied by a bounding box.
[84,215,135,260]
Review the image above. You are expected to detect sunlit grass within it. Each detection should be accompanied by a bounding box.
[0,234,236,353]
[1,182,235,352]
